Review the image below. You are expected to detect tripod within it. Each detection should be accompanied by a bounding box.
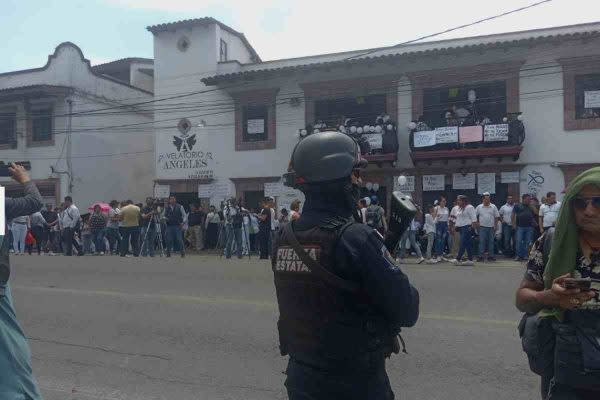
[141,213,165,257]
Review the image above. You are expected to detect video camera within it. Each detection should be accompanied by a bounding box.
[384,191,417,253]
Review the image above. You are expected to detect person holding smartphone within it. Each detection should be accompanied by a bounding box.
[516,167,600,399]
[0,163,44,399]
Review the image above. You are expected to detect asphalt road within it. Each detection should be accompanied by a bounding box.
[9,254,538,400]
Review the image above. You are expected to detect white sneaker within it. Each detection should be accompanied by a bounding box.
[100,252,105,255]
[449,258,459,264]
[441,256,449,262]
[461,260,475,266]
[48,252,56,256]
[417,257,425,264]
[426,258,438,264]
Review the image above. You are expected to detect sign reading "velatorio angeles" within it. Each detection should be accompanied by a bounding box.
[156,127,216,180]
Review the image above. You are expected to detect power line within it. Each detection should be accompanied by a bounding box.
[346,0,554,60]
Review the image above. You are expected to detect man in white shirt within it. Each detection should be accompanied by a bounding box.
[61,196,82,256]
[448,199,461,258]
[451,195,477,266]
[498,195,515,258]
[476,192,500,262]
[539,191,561,234]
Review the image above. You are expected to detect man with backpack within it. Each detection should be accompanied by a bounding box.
[366,195,388,235]
[224,198,243,259]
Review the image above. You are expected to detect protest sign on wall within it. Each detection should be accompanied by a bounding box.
[434,126,459,143]
[423,175,445,191]
[483,124,509,142]
[452,173,476,190]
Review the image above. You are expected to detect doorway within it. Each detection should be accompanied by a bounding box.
[243,190,264,211]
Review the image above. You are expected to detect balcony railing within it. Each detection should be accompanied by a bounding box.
[409,114,525,164]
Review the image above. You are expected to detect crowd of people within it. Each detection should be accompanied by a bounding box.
[353,190,562,266]
[5,194,303,260]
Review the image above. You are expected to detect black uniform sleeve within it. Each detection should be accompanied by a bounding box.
[5,181,43,220]
[339,224,420,328]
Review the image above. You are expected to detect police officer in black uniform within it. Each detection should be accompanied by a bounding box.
[272,131,420,400]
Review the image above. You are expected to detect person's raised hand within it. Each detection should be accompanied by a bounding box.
[8,163,30,184]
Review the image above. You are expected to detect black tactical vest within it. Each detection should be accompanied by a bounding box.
[272,218,398,371]
[0,233,10,296]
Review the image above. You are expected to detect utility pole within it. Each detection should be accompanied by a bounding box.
[66,99,73,195]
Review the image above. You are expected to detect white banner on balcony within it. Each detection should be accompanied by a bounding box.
[477,173,496,195]
[501,171,520,183]
[484,124,509,142]
[413,130,436,148]
[434,126,458,143]
[363,134,383,150]
[393,176,415,193]
[423,175,445,191]
[584,90,600,108]
[453,173,476,190]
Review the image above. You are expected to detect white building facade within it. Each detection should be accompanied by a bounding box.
[0,42,155,208]
[149,19,600,210]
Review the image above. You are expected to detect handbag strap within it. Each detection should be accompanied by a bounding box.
[282,222,359,293]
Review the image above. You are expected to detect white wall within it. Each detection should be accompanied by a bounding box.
[0,42,154,207]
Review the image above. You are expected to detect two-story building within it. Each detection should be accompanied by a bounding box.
[149,18,600,211]
[0,42,155,208]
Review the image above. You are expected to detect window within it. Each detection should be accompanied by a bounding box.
[575,73,600,119]
[243,105,268,142]
[31,108,53,142]
[422,81,507,128]
[314,94,386,126]
[0,111,16,145]
[220,39,228,62]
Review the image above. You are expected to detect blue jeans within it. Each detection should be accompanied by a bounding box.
[141,227,157,257]
[91,229,105,253]
[515,227,533,259]
[224,224,243,259]
[398,230,422,258]
[502,223,514,257]
[166,225,184,256]
[478,226,494,257]
[457,226,474,261]
[106,227,121,254]
[435,222,448,257]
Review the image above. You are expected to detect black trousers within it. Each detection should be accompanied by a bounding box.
[63,227,82,256]
[541,375,599,400]
[120,226,141,257]
[259,229,270,259]
[285,359,394,400]
[31,226,46,255]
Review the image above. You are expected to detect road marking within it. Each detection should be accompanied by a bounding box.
[16,285,517,327]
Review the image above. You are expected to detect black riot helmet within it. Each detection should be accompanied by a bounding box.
[284,130,367,188]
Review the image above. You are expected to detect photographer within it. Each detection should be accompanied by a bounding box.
[141,198,160,257]
[0,163,44,399]
[223,198,243,259]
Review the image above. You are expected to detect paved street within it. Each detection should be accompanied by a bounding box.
[10,254,537,400]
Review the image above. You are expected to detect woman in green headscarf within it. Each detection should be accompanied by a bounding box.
[516,166,600,399]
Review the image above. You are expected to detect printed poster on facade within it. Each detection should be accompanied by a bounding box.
[584,90,600,109]
[154,184,171,199]
[155,129,216,180]
[246,119,265,135]
[477,173,496,195]
[413,130,436,148]
[363,134,383,150]
[453,173,476,190]
[483,124,509,142]
[393,176,415,193]
[264,181,285,198]
[198,183,214,198]
[501,171,520,183]
[459,125,483,143]
[422,175,445,191]
[434,126,459,143]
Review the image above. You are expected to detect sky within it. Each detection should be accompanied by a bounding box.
[2,0,600,73]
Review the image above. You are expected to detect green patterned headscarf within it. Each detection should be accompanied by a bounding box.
[543,166,600,289]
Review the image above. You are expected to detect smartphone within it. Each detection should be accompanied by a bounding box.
[563,278,592,290]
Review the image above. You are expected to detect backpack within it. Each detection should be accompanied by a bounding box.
[366,205,382,228]
[232,209,243,227]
